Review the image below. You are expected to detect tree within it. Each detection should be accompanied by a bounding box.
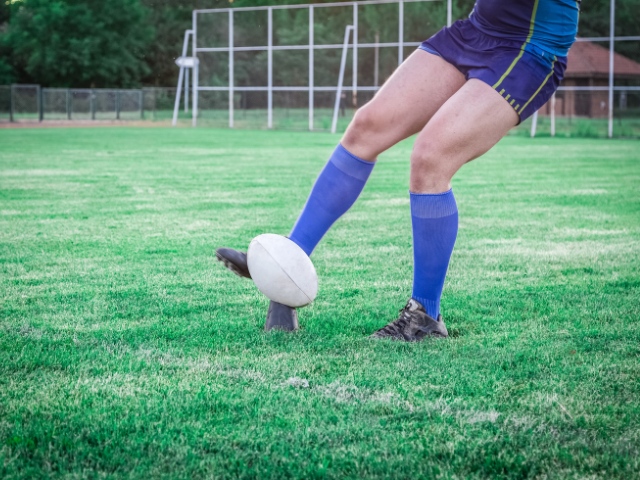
[5,0,154,87]
[1,0,638,88]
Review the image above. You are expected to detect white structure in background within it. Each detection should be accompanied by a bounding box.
[332,25,355,134]
[185,0,633,138]
[188,0,452,130]
[173,29,199,126]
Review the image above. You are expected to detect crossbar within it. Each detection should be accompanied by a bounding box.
[195,42,422,52]
[194,0,440,14]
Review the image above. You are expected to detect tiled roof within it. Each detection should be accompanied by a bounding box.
[565,40,640,79]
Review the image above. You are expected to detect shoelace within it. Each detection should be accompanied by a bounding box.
[377,306,411,335]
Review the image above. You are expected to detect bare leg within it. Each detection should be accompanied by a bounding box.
[341,50,466,161]
[410,78,520,193]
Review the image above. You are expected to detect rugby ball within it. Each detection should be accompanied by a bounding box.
[247,234,318,308]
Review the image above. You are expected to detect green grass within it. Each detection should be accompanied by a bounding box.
[1,128,639,479]
[6,107,640,138]
[512,115,640,139]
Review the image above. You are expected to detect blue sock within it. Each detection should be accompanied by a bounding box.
[289,144,375,256]
[410,190,458,319]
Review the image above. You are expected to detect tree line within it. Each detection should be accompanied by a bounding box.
[0,0,638,88]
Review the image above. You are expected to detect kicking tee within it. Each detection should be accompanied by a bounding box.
[468,0,580,57]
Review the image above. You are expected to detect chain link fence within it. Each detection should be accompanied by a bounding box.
[1,85,153,123]
[512,88,640,139]
[2,84,640,138]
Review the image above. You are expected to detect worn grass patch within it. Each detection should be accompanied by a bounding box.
[0,128,639,479]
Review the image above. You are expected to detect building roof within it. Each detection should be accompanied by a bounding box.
[565,40,640,79]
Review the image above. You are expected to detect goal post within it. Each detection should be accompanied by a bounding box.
[190,0,451,130]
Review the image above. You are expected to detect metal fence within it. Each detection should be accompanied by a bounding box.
[0,85,151,122]
[0,85,210,125]
[2,85,640,138]
[518,87,640,139]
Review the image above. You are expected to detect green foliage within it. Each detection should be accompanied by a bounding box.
[576,0,640,64]
[0,128,639,478]
[5,0,154,87]
[575,119,602,138]
[0,0,639,87]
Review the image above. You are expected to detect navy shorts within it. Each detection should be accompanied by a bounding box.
[420,19,566,122]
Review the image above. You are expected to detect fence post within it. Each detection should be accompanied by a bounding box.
[229,9,234,128]
[398,1,403,66]
[309,5,314,131]
[67,89,72,120]
[550,93,556,137]
[374,33,380,87]
[530,110,538,138]
[192,11,198,127]
[608,0,615,138]
[332,25,354,134]
[10,84,14,122]
[91,89,95,120]
[352,3,358,107]
[140,90,144,119]
[268,7,273,129]
[116,90,120,120]
[38,85,43,122]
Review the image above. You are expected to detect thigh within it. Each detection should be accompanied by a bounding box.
[410,78,519,193]
[341,49,465,161]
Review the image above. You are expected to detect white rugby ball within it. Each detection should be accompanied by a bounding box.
[247,234,318,308]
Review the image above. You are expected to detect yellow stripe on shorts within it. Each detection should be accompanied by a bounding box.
[492,0,540,90]
[518,56,557,115]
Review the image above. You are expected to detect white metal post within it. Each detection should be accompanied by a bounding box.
[530,110,538,138]
[352,3,358,107]
[174,29,191,126]
[374,32,380,87]
[268,7,273,129]
[229,9,234,128]
[309,5,313,131]
[398,1,404,66]
[332,25,354,134]
[185,68,189,112]
[309,6,314,131]
[447,0,452,27]
[174,71,185,126]
[193,63,199,126]
[193,13,198,127]
[608,0,615,138]
[550,93,556,137]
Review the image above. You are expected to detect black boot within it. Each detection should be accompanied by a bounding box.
[215,247,251,279]
[265,301,298,332]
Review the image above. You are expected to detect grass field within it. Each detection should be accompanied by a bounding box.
[1,128,639,479]
[7,107,640,139]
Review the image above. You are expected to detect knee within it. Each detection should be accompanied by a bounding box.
[342,105,384,146]
[411,139,446,175]
[410,140,452,192]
